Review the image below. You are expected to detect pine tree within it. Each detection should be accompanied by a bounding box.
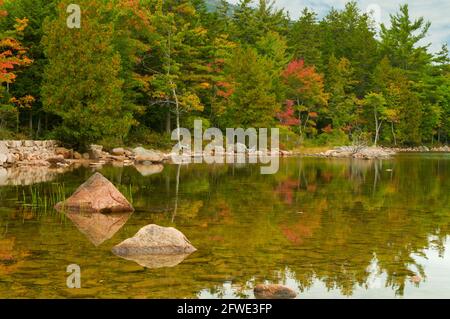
[288,8,322,68]
[41,0,133,148]
[380,4,432,75]
[219,46,277,128]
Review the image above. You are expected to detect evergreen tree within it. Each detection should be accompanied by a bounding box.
[219,46,277,128]
[41,0,133,148]
[380,4,432,75]
[288,8,322,68]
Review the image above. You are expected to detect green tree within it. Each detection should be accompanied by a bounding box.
[320,1,378,96]
[230,0,288,45]
[218,46,277,128]
[41,0,134,149]
[380,4,432,75]
[0,0,56,137]
[288,8,322,68]
[325,55,359,136]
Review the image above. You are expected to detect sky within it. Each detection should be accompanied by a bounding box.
[228,0,450,53]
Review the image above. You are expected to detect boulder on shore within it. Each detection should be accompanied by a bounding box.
[54,172,134,213]
[88,144,103,160]
[254,284,297,299]
[112,224,196,256]
[111,147,125,156]
[133,147,164,163]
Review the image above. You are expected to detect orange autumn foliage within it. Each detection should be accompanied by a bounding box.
[0,13,33,85]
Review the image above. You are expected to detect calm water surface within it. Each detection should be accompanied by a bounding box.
[0,154,449,298]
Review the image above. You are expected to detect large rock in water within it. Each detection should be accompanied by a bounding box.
[54,172,134,213]
[254,284,297,299]
[112,224,196,255]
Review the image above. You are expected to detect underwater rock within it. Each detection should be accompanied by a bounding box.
[254,284,297,299]
[54,172,134,213]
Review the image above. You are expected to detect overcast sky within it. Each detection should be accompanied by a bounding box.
[228,0,450,53]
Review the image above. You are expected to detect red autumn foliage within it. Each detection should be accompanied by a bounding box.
[282,59,328,108]
[0,11,32,85]
[277,103,300,127]
[322,124,333,133]
[216,81,234,98]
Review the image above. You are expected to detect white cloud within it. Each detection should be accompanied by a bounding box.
[228,0,450,53]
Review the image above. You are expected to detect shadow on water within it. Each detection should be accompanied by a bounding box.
[0,153,449,298]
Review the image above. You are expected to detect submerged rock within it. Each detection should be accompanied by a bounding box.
[54,172,134,213]
[254,284,297,299]
[65,211,132,246]
[112,224,196,257]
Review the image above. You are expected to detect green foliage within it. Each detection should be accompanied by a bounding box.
[41,0,134,149]
[0,0,448,148]
[218,46,278,128]
[125,125,173,150]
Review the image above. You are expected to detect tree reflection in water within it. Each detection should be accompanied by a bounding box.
[0,154,448,298]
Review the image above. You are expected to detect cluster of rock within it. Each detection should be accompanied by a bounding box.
[76,145,167,167]
[0,140,59,167]
[315,146,396,159]
[431,145,450,152]
[0,140,169,169]
[168,143,294,158]
[392,145,450,153]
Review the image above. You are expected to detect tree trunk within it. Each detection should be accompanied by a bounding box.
[391,122,397,146]
[37,115,41,138]
[166,109,171,134]
[374,121,382,147]
[29,110,33,138]
[172,86,180,142]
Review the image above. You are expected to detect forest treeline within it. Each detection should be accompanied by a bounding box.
[0,0,449,150]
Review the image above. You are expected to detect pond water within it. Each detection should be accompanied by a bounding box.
[0,154,449,298]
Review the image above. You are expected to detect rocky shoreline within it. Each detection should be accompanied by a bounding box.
[307,145,450,159]
[0,140,448,169]
[0,140,296,169]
